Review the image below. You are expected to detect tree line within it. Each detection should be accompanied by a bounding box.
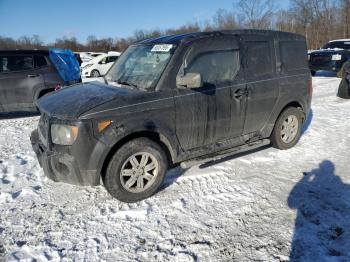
[0,0,349,52]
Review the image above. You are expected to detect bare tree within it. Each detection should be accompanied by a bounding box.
[0,0,348,52]
[212,9,237,30]
[237,0,276,29]
[340,0,350,38]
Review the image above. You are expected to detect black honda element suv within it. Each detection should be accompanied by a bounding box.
[31,30,312,202]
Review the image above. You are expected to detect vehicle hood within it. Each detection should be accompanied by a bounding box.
[37,81,142,120]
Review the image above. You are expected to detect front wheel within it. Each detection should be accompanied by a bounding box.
[103,138,168,203]
[270,107,303,150]
[90,69,100,78]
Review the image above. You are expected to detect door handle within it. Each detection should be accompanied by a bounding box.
[234,88,247,98]
[27,74,40,78]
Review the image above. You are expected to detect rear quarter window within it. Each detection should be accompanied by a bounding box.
[280,41,308,72]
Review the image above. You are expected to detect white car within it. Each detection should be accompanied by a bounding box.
[81,53,120,78]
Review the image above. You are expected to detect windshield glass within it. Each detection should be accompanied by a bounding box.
[323,41,350,50]
[105,44,174,90]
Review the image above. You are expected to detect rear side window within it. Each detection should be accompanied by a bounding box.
[35,55,48,68]
[280,41,308,72]
[186,50,240,84]
[0,55,34,72]
[246,41,273,77]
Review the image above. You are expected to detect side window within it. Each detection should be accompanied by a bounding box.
[0,55,34,72]
[0,57,9,72]
[186,50,240,84]
[107,56,118,63]
[280,41,308,72]
[35,55,48,68]
[246,41,273,77]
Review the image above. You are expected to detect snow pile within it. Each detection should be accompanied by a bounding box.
[0,75,350,261]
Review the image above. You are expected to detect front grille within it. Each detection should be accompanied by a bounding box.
[310,55,331,64]
[38,114,49,146]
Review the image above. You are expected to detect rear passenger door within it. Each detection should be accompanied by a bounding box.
[0,54,45,111]
[241,35,279,135]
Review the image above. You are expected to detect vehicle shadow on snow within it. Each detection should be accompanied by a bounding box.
[301,109,313,136]
[288,160,350,261]
[0,111,39,120]
[314,70,337,77]
[162,145,271,191]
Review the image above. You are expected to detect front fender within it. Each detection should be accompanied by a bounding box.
[91,119,181,178]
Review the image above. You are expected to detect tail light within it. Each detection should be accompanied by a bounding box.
[54,84,62,91]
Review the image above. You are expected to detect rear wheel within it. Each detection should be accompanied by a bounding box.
[103,138,168,203]
[90,69,100,78]
[270,107,303,150]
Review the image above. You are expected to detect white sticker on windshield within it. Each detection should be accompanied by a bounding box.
[151,44,173,52]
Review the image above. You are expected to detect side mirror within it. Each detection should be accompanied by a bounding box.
[176,73,203,89]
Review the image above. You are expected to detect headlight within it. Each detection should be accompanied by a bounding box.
[82,64,93,70]
[51,124,78,145]
[332,54,342,61]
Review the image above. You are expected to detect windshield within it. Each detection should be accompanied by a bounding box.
[105,44,174,90]
[323,41,350,50]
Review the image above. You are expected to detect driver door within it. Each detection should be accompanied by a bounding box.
[174,36,247,150]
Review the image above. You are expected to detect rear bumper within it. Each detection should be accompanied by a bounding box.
[30,129,100,186]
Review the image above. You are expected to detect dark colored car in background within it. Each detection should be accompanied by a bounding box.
[0,49,81,112]
[309,39,350,77]
[31,30,312,203]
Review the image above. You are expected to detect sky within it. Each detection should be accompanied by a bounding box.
[0,0,290,43]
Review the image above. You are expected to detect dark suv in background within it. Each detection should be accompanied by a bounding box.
[31,30,312,203]
[0,49,80,112]
[309,39,350,77]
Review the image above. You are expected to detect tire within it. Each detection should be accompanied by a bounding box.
[270,107,303,150]
[103,138,168,203]
[337,62,350,78]
[90,69,100,78]
[311,70,316,76]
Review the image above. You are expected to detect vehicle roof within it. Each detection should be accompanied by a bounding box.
[0,49,49,55]
[328,39,350,43]
[138,29,305,45]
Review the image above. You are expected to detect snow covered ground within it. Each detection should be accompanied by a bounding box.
[0,75,350,261]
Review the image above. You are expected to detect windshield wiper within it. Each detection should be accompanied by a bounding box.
[116,80,138,89]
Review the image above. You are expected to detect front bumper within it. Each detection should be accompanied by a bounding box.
[30,129,100,186]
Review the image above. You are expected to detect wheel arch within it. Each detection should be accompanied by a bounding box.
[280,101,305,121]
[99,130,176,180]
[261,100,306,138]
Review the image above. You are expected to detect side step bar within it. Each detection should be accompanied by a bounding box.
[180,139,271,169]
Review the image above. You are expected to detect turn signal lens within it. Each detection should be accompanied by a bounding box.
[98,120,113,132]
